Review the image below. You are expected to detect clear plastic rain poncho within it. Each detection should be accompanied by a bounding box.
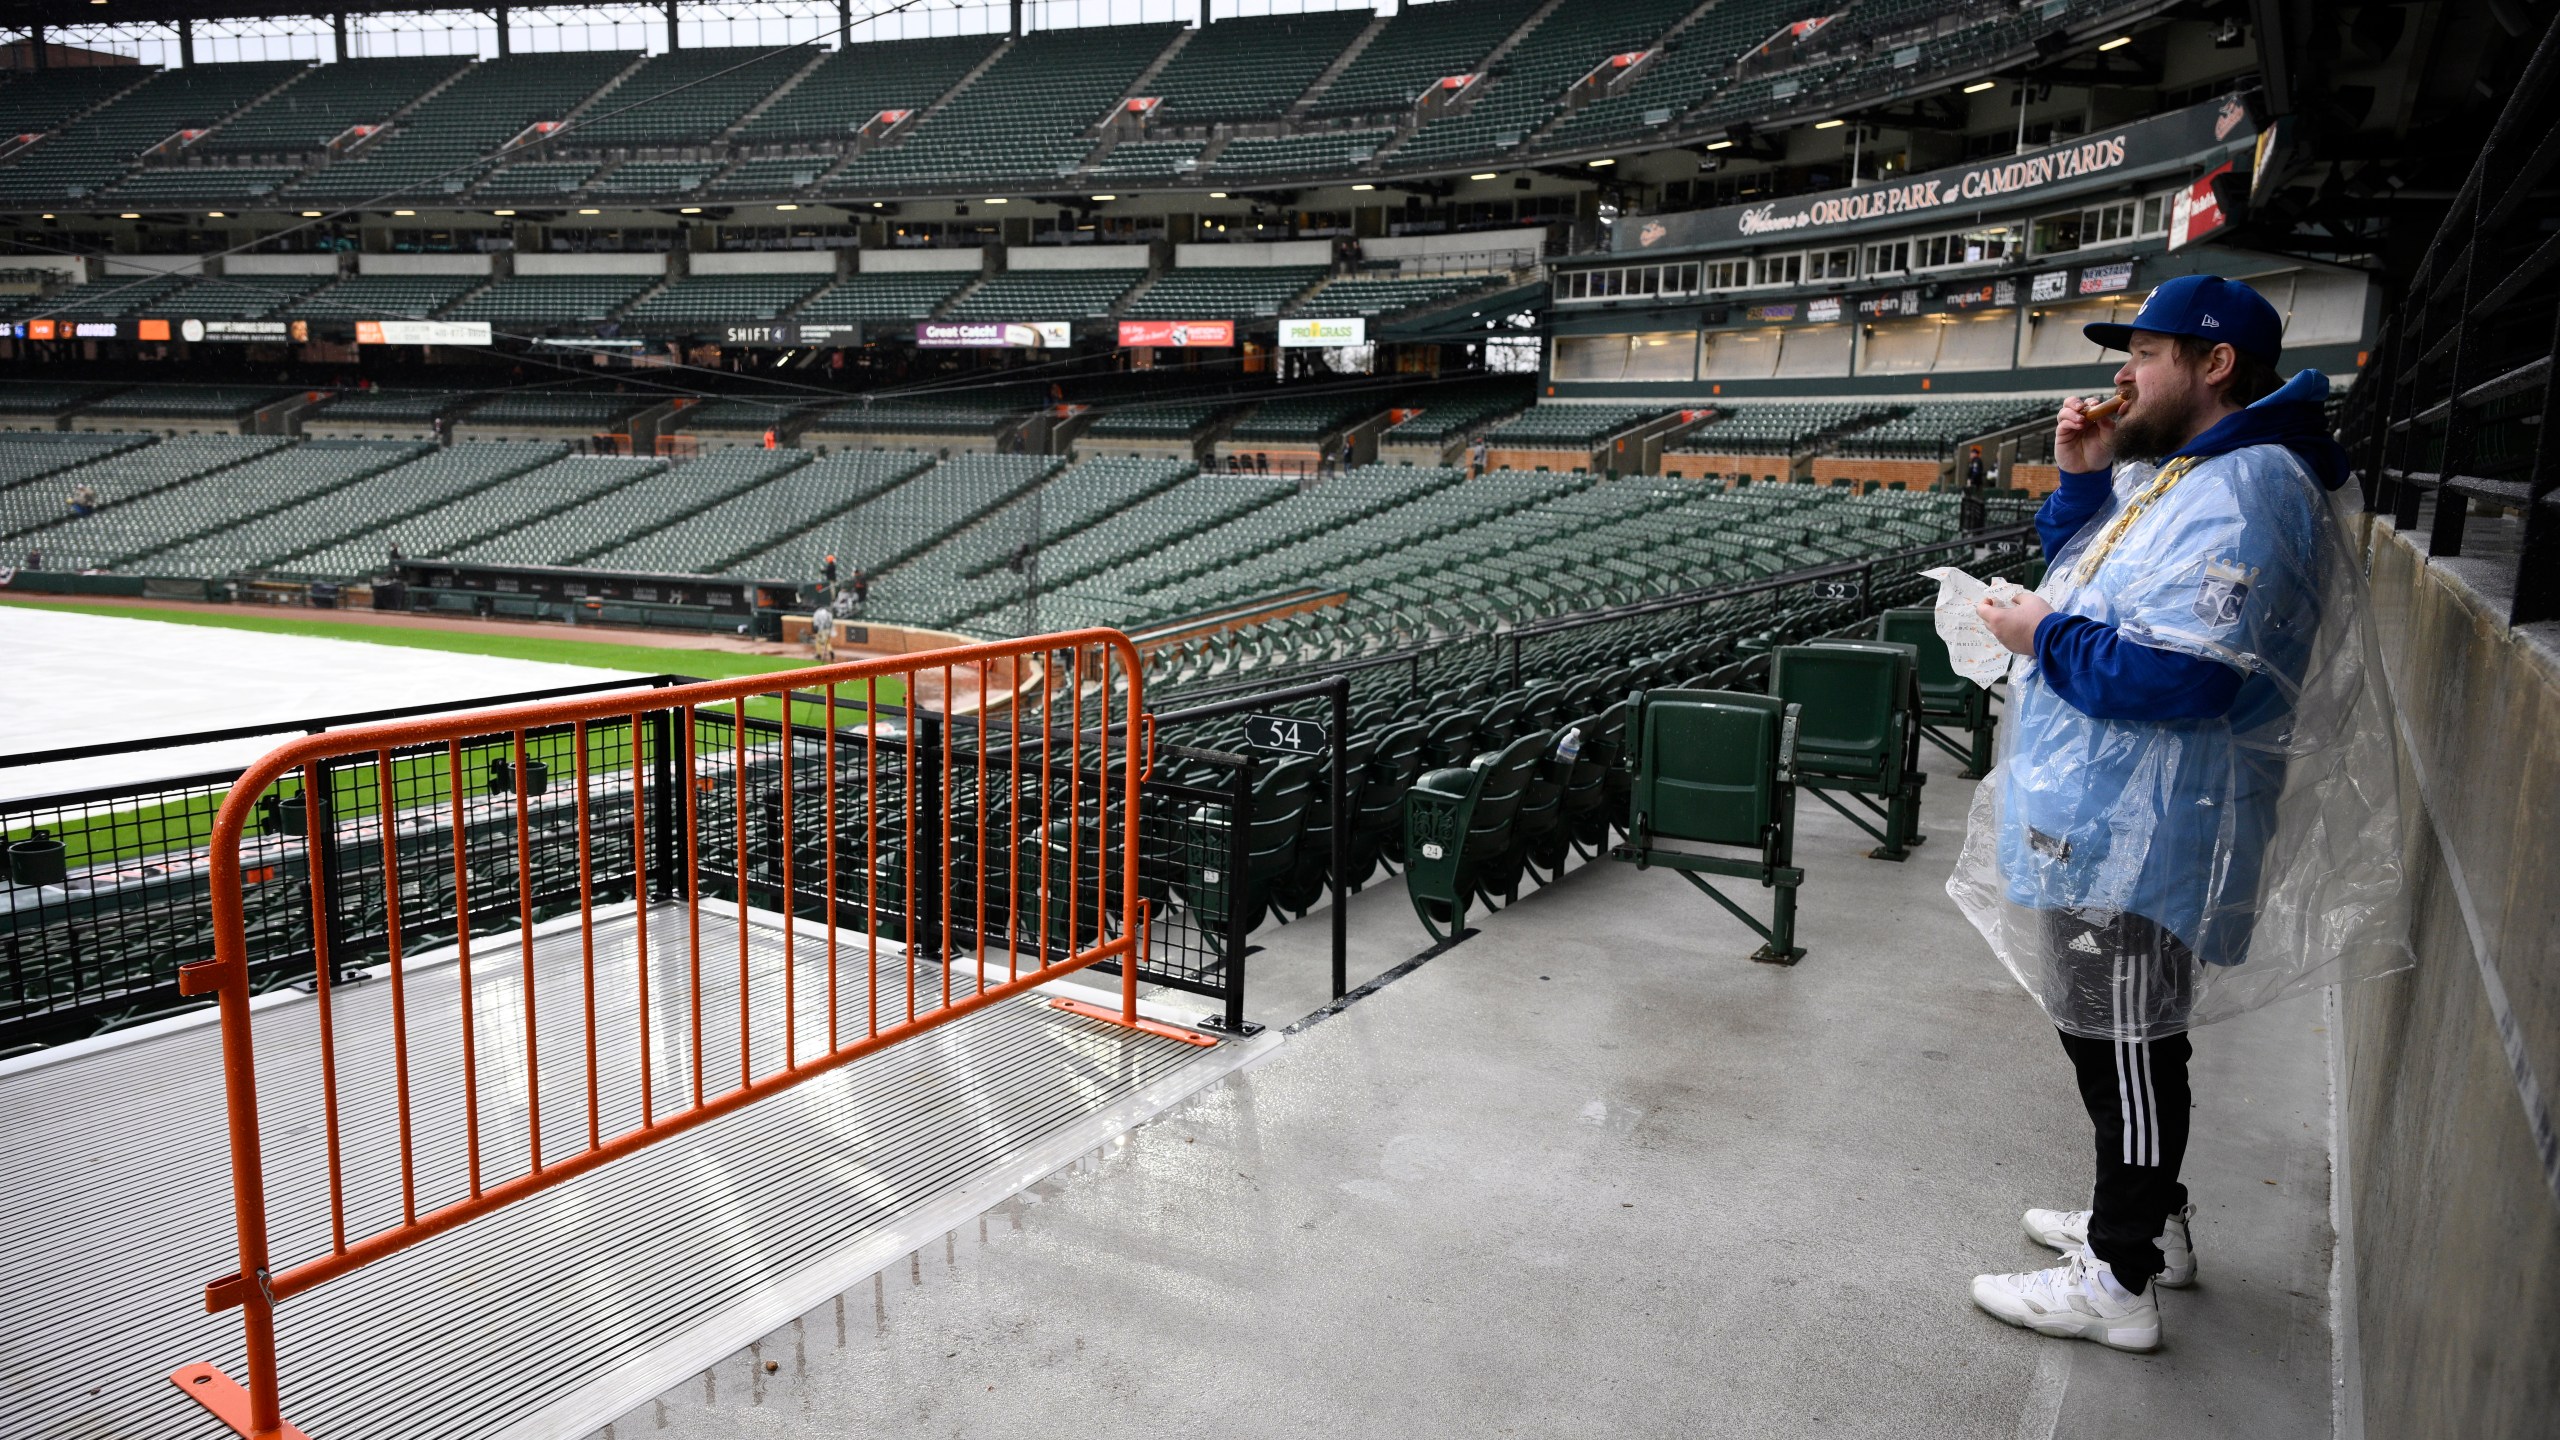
[1946,430,2410,1042]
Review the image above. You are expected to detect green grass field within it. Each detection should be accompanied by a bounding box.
[3,599,912,866]
[2,598,902,694]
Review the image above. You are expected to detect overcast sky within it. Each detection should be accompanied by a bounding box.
[32,0,1416,66]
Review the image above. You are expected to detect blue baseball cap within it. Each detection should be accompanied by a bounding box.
[2084,274,2283,363]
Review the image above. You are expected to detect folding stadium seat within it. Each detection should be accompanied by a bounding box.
[1400,726,1548,942]
[1610,689,1806,964]
[1175,753,1317,932]
[1771,641,1928,862]
[1878,609,1997,779]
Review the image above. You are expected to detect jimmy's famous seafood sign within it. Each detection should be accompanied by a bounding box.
[1620,96,2254,255]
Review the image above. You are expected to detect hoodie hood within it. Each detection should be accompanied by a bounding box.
[2173,369,2351,490]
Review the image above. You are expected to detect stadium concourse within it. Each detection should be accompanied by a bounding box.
[0,0,2555,1437]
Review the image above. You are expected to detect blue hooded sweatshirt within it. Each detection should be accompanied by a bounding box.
[2028,370,2349,720]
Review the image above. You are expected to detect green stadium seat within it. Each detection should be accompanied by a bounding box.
[1400,726,1550,941]
[1771,641,1927,861]
[1878,608,1996,778]
[1611,688,1805,964]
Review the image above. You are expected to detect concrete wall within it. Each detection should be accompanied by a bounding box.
[1006,244,1149,271]
[358,253,492,276]
[2343,518,2560,1440]
[513,253,667,277]
[1363,227,1543,270]
[689,250,837,275]
[860,248,983,273]
[226,254,341,276]
[1175,240,1328,268]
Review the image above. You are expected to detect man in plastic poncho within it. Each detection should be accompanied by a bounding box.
[1960,275,2350,1353]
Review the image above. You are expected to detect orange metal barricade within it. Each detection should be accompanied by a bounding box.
[165,629,1200,1440]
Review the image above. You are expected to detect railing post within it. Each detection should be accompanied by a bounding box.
[915,711,944,966]
[305,757,345,988]
[1222,751,1254,1034]
[1328,675,1349,1002]
[649,709,679,901]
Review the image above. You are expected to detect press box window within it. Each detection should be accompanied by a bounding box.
[1865,240,1909,276]
[1807,247,1855,281]
[1703,259,1749,289]
[1754,253,1802,286]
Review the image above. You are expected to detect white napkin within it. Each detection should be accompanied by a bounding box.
[1920,565,2028,685]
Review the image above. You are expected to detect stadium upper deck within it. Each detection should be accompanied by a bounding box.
[0,0,2172,212]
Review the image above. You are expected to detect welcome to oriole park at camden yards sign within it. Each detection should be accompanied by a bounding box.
[1618,95,2261,255]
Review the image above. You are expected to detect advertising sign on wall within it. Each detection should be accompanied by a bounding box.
[914,321,1071,349]
[1279,316,1366,348]
[2030,269,2071,302]
[1617,98,2258,254]
[2077,261,2135,295]
[356,319,494,346]
[2167,161,2233,250]
[1116,319,1236,348]
[1805,297,1842,322]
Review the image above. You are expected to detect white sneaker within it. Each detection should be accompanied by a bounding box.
[1971,1250,2162,1352]
[2022,1203,2196,1287]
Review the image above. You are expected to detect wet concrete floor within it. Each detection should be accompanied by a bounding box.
[598,741,2339,1440]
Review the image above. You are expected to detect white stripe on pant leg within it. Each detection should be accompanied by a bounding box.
[2129,953,2150,1168]
[2129,1035,2150,1158]
[2111,982,2138,1166]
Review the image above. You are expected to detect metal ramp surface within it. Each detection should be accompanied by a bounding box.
[0,904,1221,1440]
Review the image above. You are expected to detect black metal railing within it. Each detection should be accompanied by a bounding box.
[2356,17,2559,626]
[0,676,689,1054]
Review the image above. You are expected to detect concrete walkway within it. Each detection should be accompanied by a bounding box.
[599,745,2341,1440]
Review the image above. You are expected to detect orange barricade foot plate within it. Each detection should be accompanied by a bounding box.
[171,1362,315,1440]
[1047,996,1219,1048]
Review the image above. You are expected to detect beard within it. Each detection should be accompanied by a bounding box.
[2109,388,2202,462]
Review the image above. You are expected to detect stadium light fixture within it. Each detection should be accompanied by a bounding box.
[680,206,702,214]
[1706,139,1734,151]
[2098,34,2132,50]
[577,207,600,215]
[1963,79,1998,93]
[1090,194,1116,201]
[1351,183,1375,191]
[1208,191,1229,198]
[300,210,323,217]
[492,209,516,216]
[1814,118,1846,129]
[984,197,1009,204]
[119,212,139,220]
[1470,172,1498,181]
[39,214,51,220]
[207,210,225,218]
[393,209,415,216]
[1587,158,1615,167]
[775,204,800,211]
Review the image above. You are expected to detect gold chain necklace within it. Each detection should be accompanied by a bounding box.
[2072,455,2203,584]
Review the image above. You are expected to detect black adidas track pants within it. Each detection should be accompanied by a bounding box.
[2043,910,2196,1295]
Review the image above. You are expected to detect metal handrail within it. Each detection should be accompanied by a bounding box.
[167,628,1183,1440]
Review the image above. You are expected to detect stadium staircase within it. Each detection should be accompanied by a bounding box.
[1285,14,1393,122]
[1360,0,1572,168]
[714,48,835,144]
